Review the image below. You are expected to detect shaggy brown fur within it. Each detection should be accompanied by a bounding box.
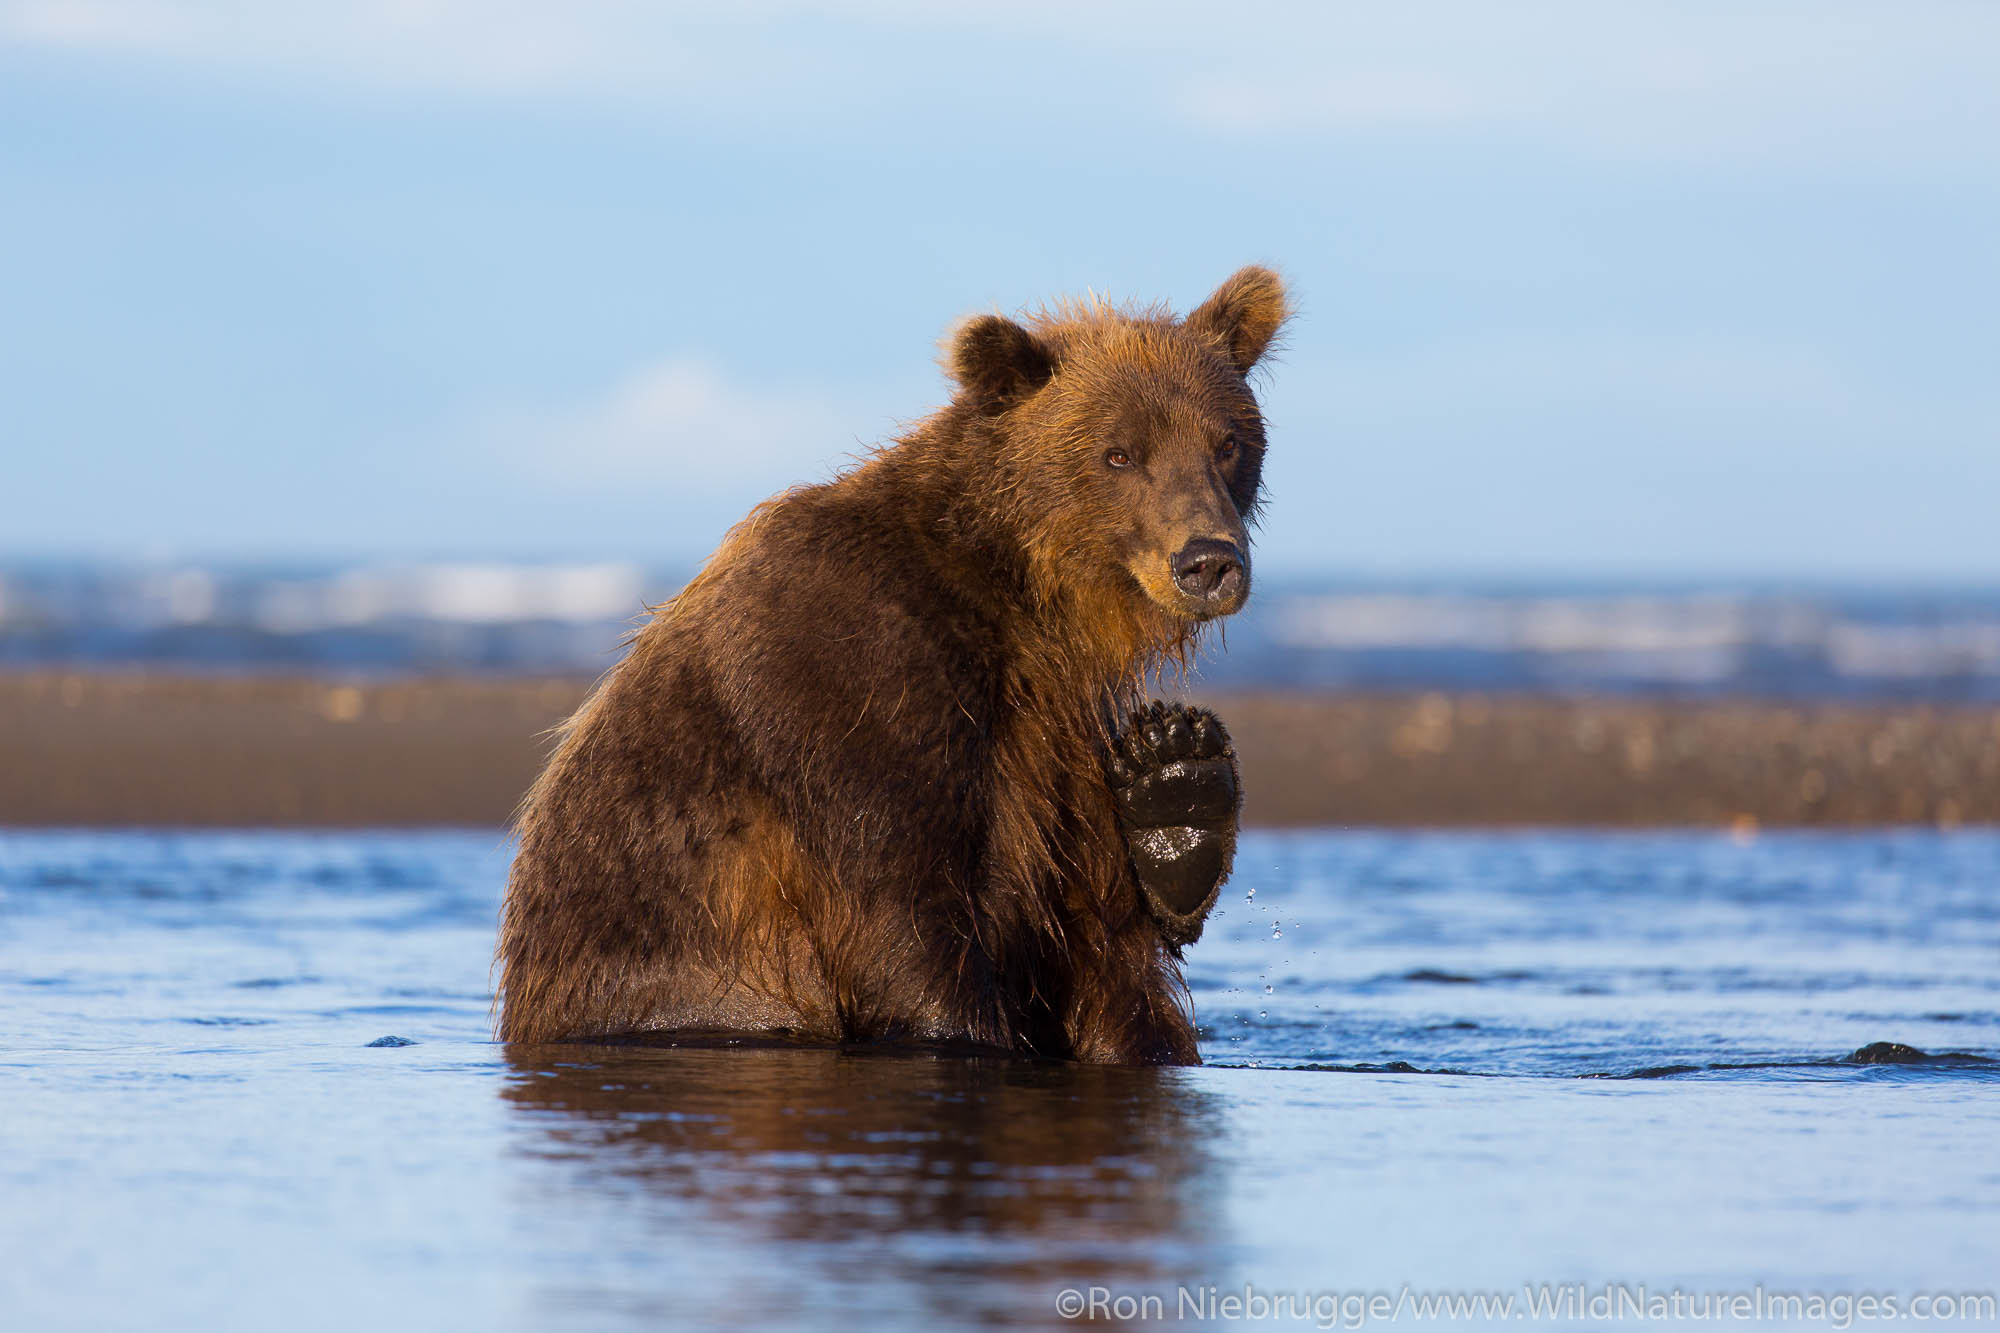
[496,267,1289,1064]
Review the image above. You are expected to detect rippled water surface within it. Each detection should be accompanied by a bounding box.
[4,829,1997,1330]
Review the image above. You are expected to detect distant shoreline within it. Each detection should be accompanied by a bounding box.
[2,672,1994,830]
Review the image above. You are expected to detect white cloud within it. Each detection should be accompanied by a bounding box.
[490,355,873,493]
[8,2,1996,167]
[1175,3,2000,164]
[1,0,709,95]
[0,0,1106,99]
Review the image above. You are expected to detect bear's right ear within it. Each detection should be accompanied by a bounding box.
[948,315,1055,415]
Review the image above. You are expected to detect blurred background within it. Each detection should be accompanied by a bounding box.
[4,1,1997,827]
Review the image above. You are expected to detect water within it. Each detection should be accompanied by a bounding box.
[3,829,1997,1330]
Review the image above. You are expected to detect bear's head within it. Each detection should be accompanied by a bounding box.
[948,266,1289,646]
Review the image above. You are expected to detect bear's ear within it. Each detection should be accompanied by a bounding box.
[948,314,1055,414]
[1185,266,1290,375]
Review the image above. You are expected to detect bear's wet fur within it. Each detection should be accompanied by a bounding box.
[497,267,1288,1064]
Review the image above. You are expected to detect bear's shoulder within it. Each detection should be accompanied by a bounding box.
[663,479,996,725]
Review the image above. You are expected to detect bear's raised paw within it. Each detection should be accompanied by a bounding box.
[1107,702,1241,948]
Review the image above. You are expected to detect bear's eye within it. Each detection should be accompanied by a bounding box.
[1217,432,1238,460]
[1104,448,1133,470]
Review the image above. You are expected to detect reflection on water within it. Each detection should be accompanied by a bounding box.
[500,1044,1224,1325]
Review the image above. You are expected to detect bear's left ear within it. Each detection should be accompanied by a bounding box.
[948,314,1055,415]
[1185,266,1290,376]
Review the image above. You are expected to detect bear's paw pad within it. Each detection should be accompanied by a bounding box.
[1107,702,1240,944]
[1107,701,1238,828]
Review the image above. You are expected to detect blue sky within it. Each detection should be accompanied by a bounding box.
[4,2,1997,579]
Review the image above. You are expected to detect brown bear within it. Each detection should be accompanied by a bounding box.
[497,266,1289,1065]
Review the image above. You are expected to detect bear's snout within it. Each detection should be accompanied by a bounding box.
[1169,538,1248,613]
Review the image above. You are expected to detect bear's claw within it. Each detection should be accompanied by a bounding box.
[1107,702,1241,948]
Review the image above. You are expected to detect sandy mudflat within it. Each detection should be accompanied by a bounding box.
[1212,691,1998,828]
[1,671,1994,828]
[0,673,577,829]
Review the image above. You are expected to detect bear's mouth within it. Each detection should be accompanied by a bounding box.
[1174,584,1250,621]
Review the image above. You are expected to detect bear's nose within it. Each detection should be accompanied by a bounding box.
[1170,538,1246,604]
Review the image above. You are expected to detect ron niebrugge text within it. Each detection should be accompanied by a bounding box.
[1053,1283,1997,1327]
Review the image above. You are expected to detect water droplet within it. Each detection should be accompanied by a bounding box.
[1271,926,1283,939]
[1245,887,1256,901]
